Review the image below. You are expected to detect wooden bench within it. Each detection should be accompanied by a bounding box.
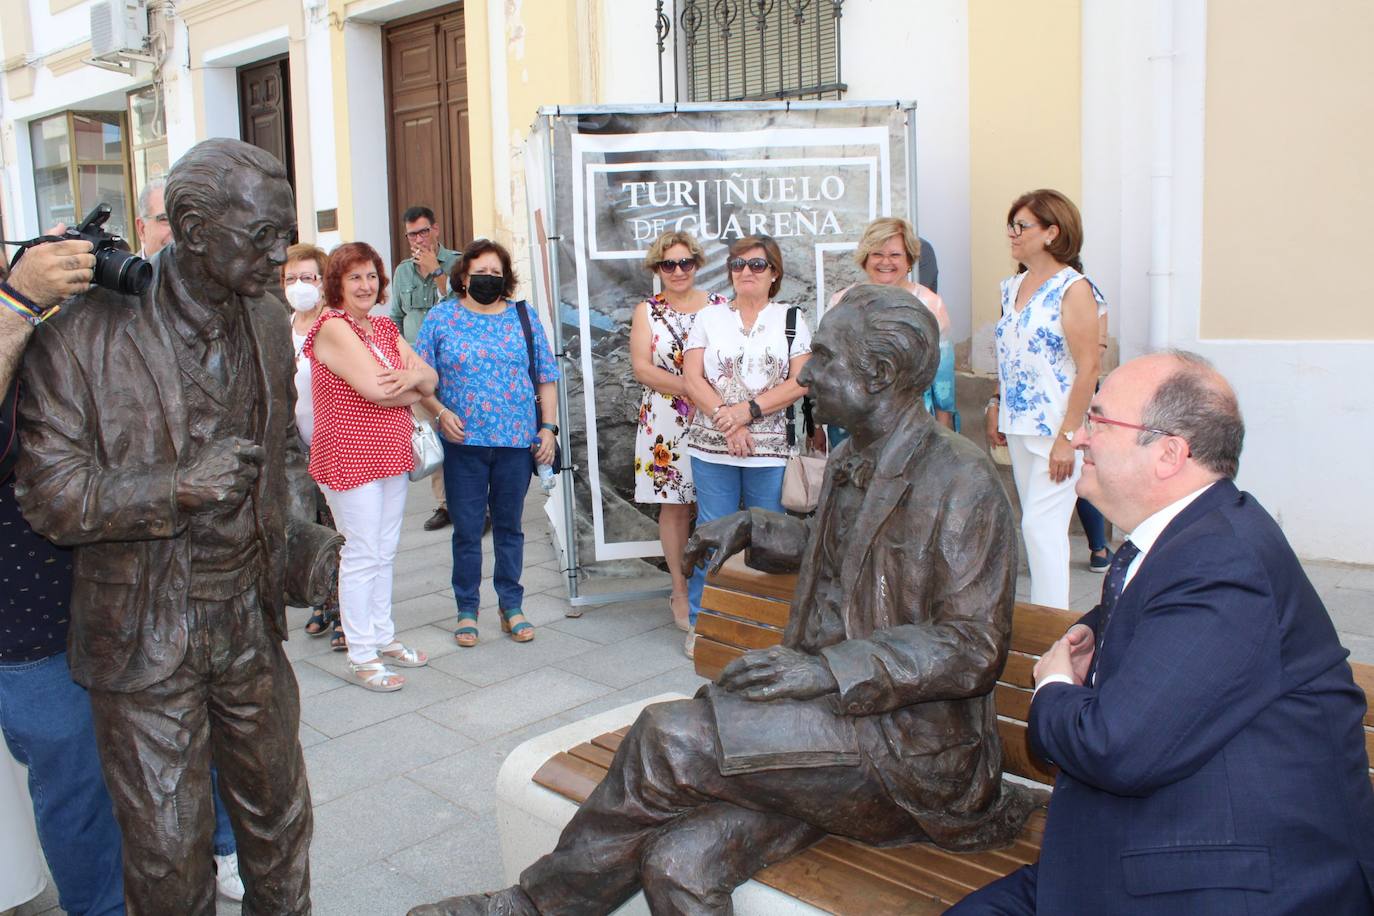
[528,555,1374,913]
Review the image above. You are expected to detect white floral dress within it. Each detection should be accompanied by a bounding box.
[634,293,722,503]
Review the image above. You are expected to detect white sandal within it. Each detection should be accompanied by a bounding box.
[349,660,404,692]
[378,641,428,668]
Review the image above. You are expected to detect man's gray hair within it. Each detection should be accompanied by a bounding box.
[164,138,289,245]
[1138,349,1245,478]
[137,178,165,219]
[837,284,940,397]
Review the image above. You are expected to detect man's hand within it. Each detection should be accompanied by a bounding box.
[413,245,439,281]
[1034,623,1095,686]
[717,646,838,701]
[176,437,264,510]
[683,510,753,577]
[8,228,95,308]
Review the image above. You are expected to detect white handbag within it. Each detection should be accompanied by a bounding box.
[781,448,827,514]
[363,335,443,482]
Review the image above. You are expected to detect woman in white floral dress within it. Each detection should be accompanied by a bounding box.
[985,189,1106,609]
[631,231,722,631]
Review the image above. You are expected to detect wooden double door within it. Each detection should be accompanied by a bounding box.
[384,3,475,269]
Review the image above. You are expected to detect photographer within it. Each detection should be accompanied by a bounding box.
[1,230,127,915]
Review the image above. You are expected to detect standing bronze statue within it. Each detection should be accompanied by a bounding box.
[409,285,1044,916]
[15,138,340,915]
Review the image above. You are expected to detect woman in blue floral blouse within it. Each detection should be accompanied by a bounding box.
[985,189,1105,609]
[414,239,560,647]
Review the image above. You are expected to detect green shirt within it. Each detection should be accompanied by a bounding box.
[390,244,460,342]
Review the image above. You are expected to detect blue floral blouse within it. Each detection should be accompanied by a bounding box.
[413,298,561,448]
[995,267,1106,437]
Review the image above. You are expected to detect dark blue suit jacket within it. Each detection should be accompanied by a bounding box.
[1029,480,1374,914]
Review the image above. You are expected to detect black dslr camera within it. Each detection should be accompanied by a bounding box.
[9,203,153,296]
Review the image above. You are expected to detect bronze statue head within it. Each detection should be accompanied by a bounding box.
[798,284,940,431]
[165,138,296,299]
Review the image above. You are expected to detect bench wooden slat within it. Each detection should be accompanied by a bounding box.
[998,719,1058,787]
[591,731,624,755]
[694,637,745,681]
[1366,728,1374,771]
[696,612,785,651]
[808,837,976,907]
[1009,604,1080,657]
[1357,665,1374,727]
[754,844,947,915]
[531,752,605,804]
[856,840,1022,896]
[709,553,799,601]
[1001,653,1037,690]
[995,683,1033,722]
[701,586,792,629]
[567,741,616,770]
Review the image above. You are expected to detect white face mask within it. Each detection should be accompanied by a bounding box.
[285,281,321,313]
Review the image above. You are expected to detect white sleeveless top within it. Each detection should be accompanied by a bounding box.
[994,266,1107,437]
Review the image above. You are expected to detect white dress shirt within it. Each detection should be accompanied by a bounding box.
[1032,481,1219,696]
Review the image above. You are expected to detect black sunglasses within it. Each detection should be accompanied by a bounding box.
[728,257,770,274]
[657,258,698,274]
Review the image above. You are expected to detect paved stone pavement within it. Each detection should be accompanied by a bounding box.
[15,478,1374,916]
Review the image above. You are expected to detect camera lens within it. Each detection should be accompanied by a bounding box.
[94,247,153,296]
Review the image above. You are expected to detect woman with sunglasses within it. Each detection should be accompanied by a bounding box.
[630,231,723,632]
[986,189,1106,609]
[681,235,811,657]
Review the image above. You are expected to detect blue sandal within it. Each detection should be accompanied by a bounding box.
[454,612,479,648]
[500,607,534,643]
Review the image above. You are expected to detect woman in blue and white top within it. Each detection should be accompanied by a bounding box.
[985,189,1105,609]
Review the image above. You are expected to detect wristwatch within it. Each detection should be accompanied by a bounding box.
[539,422,559,435]
[747,399,763,420]
[427,267,445,280]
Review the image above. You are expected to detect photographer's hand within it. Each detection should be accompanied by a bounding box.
[176,437,265,510]
[8,225,95,308]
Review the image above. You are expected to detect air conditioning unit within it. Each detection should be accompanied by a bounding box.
[90,0,149,58]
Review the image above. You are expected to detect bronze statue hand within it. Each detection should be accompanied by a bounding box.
[717,646,838,701]
[175,437,265,510]
[682,509,753,577]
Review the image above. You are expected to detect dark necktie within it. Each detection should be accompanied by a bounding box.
[1090,539,1140,684]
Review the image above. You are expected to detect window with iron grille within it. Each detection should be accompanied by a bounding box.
[658,1,847,103]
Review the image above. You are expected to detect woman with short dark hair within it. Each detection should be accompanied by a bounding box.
[415,238,560,649]
[680,235,810,657]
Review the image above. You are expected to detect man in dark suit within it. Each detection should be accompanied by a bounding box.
[15,138,340,916]
[410,286,1042,916]
[954,351,1374,914]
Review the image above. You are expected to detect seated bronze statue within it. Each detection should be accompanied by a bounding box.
[410,284,1044,915]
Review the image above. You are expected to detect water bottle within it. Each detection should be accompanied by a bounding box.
[537,462,556,493]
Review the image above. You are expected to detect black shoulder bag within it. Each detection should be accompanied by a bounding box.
[515,300,562,476]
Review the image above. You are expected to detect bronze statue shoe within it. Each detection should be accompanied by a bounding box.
[408,886,537,916]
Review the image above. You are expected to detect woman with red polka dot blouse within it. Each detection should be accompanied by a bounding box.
[304,242,439,692]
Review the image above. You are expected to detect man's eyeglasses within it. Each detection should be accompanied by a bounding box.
[728,257,770,274]
[657,258,698,274]
[406,226,434,241]
[1081,412,1177,439]
[284,272,319,284]
[1006,220,1041,238]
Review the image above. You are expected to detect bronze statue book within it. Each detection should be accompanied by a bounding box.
[710,687,860,774]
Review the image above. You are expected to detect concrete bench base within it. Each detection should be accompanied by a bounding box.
[494,693,826,915]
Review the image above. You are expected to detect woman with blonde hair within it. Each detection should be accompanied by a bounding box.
[630,231,723,631]
[986,189,1106,609]
[828,217,956,435]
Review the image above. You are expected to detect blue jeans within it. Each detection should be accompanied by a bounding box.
[1076,498,1108,552]
[209,766,236,857]
[0,652,124,916]
[686,458,786,625]
[444,443,533,615]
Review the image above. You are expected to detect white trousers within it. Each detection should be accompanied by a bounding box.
[1007,433,1082,610]
[322,473,409,664]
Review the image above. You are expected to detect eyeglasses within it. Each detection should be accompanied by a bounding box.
[220,222,293,252]
[657,258,698,274]
[1081,412,1177,439]
[145,213,169,224]
[1007,220,1041,238]
[284,272,319,284]
[728,257,770,274]
[405,226,434,241]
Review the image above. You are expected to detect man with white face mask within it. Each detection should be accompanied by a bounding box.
[282,244,345,652]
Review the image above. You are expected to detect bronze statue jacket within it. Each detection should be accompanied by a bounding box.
[15,251,340,693]
[745,409,1018,843]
